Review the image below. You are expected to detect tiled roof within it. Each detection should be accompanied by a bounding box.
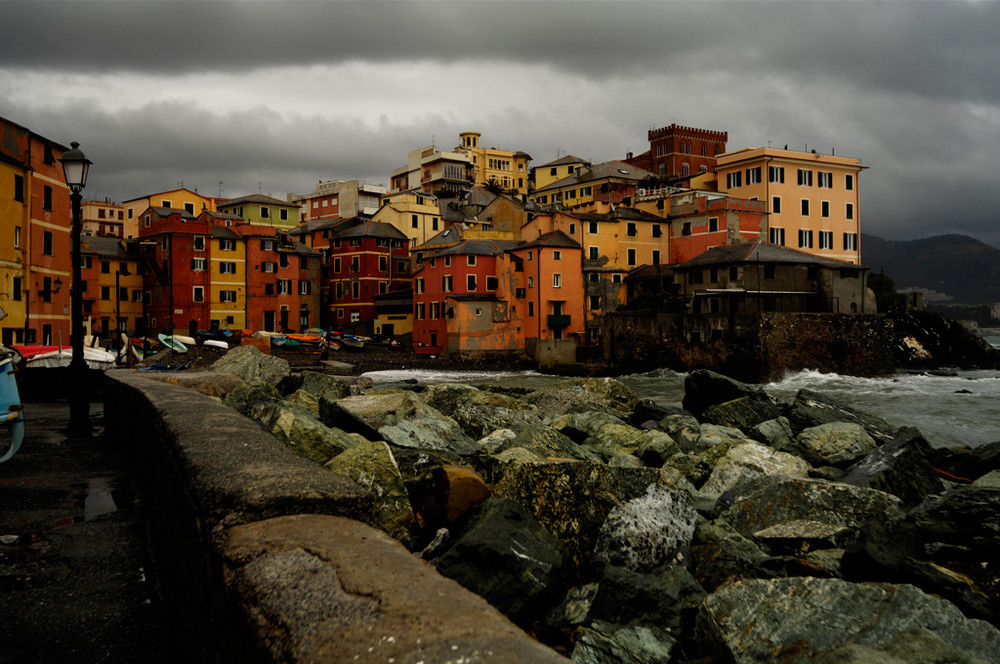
[533,160,654,194]
[573,207,666,223]
[429,239,521,259]
[150,206,197,219]
[219,193,299,208]
[676,241,865,270]
[516,230,581,251]
[537,154,589,168]
[334,220,408,241]
[81,237,137,259]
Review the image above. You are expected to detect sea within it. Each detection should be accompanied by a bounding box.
[363,361,1000,450]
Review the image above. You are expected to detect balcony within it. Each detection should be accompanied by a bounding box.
[548,314,571,328]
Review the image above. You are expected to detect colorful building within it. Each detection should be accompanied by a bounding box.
[390,145,472,195]
[82,199,125,238]
[713,147,865,265]
[327,220,410,333]
[625,123,729,182]
[372,191,443,252]
[287,179,386,223]
[123,187,217,240]
[217,193,301,231]
[0,116,73,346]
[528,160,654,209]
[81,237,143,340]
[455,131,532,195]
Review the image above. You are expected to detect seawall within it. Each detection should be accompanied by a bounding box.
[103,371,568,663]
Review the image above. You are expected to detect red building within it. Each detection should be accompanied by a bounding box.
[626,123,728,184]
[137,207,212,335]
[328,220,411,333]
[412,239,520,355]
[667,193,768,265]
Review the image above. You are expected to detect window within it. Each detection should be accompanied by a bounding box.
[260,207,270,219]
[334,283,342,299]
[797,169,813,186]
[710,268,719,283]
[14,226,20,248]
[528,276,533,288]
[193,236,205,250]
[416,303,425,320]
[219,262,237,274]
[798,229,814,248]
[652,224,662,238]
[262,261,277,273]
[844,233,858,251]
[588,221,598,234]
[682,221,692,236]
[769,166,785,183]
[379,256,388,272]
[770,227,785,246]
[443,275,453,292]
[467,274,477,291]
[652,250,660,265]
[12,276,21,301]
[280,209,288,221]
[430,302,439,319]
[821,201,830,218]
[220,290,237,303]
[588,246,599,260]
[626,222,637,237]
[726,171,742,188]
[627,249,636,266]
[589,295,600,310]
[486,276,498,290]
[444,256,451,267]
[193,286,205,302]
[846,203,854,220]
[191,258,207,271]
[764,265,776,280]
[818,172,833,188]
[350,256,359,272]
[801,199,810,216]
[161,200,171,208]
[612,274,622,283]
[13,174,24,202]
[845,174,854,190]
[569,223,576,235]
[730,266,738,280]
[819,231,833,250]
[299,281,311,295]
[101,285,111,301]
[746,166,762,184]
[432,217,439,231]
[709,217,719,233]
[43,231,53,255]
[411,214,419,229]
[262,239,275,251]
[553,251,561,261]
[352,282,360,299]
[101,260,110,274]
[277,279,291,295]
[43,186,52,210]
[688,271,703,285]
[553,273,562,288]
[467,255,476,266]
[528,301,534,316]
[219,239,236,251]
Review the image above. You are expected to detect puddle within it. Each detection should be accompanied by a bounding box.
[84,478,118,521]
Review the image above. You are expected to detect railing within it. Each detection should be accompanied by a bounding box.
[548,314,571,328]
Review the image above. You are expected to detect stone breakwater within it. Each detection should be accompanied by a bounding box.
[122,344,1000,663]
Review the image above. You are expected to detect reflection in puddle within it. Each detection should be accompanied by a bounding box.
[85,478,117,521]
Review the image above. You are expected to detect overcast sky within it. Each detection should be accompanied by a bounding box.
[3,0,999,248]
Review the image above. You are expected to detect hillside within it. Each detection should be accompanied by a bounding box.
[861,234,1000,305]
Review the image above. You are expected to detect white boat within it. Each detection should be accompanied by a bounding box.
[24,346,117,370]
[157,333,188,353]
[203,339,229,350]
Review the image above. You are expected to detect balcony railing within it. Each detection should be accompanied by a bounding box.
[548,314,571,328]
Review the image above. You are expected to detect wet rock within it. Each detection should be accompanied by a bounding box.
[285,388,319,413]
[794,422,877,468]
[788,388,897,444]
[632,430,680,467]
[324,440,415,546]
[588,564,706,633]
[523,377,637,421]
[434,497,566,628]
[690,518,773,592]
[657,414,702,453]
[323,391,480,456]
[478,428,517,454]
[499,424,603,462]
[550,412,629,444]
[720,477,905,547]
[583,423,647,462]
[142,370,244,398]
[629,398,688,428]
[974,469,1000,489]
[493,460,663,575]
[702,396,786,434]
[211,344,290,386]
[249,400,365,465]
[908,484,1000,553]
[696,577,1000,663]
[423,383,543,438]
[700,441,812,496]
[593,484,698,573]
[299,370,356,403]
[681,369,772,419]
[696,424,750,452]
[222,381,282,416]
[928,440,1000,483]
[571,620,677,664]
[840,427,944,508]
[416,464,492,531]
[749,416,796,453]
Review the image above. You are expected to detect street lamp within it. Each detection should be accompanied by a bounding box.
[60,141,92,437]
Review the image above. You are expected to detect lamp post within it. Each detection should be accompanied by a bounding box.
[60,141,92,437]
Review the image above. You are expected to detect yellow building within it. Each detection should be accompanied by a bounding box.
[529,160,654,210]
[123,187,217,239]
[0,154,28,343]
[533,155,590,191]
[209,227,247,329]
[456,131,532,195]
[82,199,125,238]
[83,238,143,338]
[714,147,865,264]
[372,191,444,253]
[217,193,300,231]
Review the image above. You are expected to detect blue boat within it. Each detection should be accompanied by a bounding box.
[1,347,25,463]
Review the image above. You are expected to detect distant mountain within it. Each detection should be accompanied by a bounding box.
[862,234,1000,305]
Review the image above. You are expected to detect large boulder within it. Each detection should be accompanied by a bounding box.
[499,424,603,462]
[794,422,878,468]
[493,460,664,575]
[588,564,707,633]
[696,577,1000,663]
[700,441,812,497]
[690,518,773,592]
[433,497,566,629]
[928,440,1000,483]
[322,391,480,456]
[583,423,649,462]
[749,416,796,453]
[249,400,366,465]
[593,484,698,573]
[571,620,677,664]
[211,344,291,386]
[657,414,703,453]
[423,383,543,438]
[788,389,897,444]
[550,411,629,444]
[840,427,944,508]
[299,370,356,403]
[522,378,637,421]
[681,370,773,419]
[324,440,415,547]
[222,381,282,416]
[696,424,750,453]
[702,396,787,435]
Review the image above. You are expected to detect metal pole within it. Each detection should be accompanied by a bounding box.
[67,188,91,436]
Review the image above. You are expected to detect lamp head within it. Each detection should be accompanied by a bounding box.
[60,141,92,191]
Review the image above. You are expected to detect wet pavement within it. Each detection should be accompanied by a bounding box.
[0,401,176,663]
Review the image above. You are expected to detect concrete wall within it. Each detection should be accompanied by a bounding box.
[103,371,567,663]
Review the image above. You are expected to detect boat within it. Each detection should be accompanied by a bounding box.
[157,333,188,353]
[171,334,197,346]
[340,334,366,351]
[285,334,323,347]
[203,339,229,350]
[17,345,117,370]
[1,346,25,463]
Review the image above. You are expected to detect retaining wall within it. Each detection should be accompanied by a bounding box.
[103,371,568,663]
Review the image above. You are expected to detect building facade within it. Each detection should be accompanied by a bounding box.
[455,131,531,195]
[287,179,386,223]
[82,199,125,238]
[626,123,729,182]
[217,193,301,231]
[123,187,217,240]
